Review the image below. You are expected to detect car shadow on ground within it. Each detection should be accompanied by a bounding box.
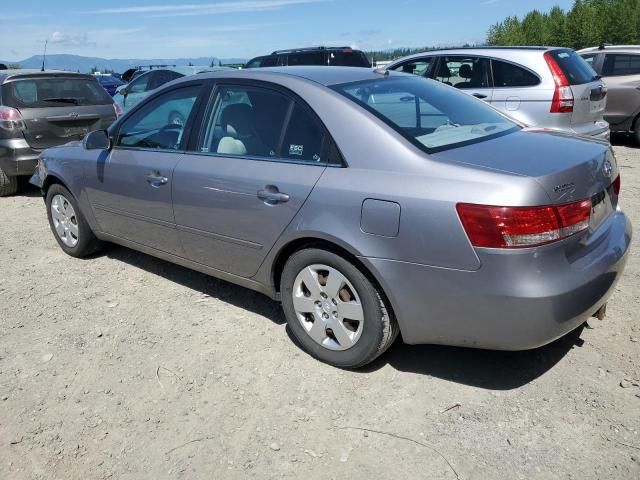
[15,178,43,198]
[611,132,638,148]
[360,325,586,390]
[105,246,286,325]
[107,244,583,389]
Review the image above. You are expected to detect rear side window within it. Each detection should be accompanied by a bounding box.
[327,50,371,67]
[287,52,324,66]
[198,85,330,164]
[2,77,113,108]
[491,60,540,87]
[602,54,640,76]
[547,50,597,85]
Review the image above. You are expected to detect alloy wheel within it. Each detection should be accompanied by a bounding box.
[50,194,79,248]
[292,264,364,351]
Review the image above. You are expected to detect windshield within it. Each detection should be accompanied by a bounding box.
[2,77,113,108]
[547,49,598,85]
[333,76,518,152]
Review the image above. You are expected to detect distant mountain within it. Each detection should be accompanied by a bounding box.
[0,54,248,73]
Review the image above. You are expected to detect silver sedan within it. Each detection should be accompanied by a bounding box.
[31,67,632,368]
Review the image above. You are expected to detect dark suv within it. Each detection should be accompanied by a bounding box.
[0,70,118,196]
[579,45,640,143]
[245,46,371,69]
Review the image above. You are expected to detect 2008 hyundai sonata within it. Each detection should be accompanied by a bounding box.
[31,67,631,368]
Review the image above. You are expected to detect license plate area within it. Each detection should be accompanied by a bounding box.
[589,190,611,231]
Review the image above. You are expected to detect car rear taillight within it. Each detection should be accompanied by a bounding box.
[611,175,621,196]
[113,102,123,117]
[456,199,592,248]
[0,106,25,131]
[544,52,574,113]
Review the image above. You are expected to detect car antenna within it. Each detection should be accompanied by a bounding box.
[374,67,389,76]
[41,39,48,71]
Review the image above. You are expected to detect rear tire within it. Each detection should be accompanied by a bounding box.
[0,167,18,197]
[45,184,102,257]
[281,248,398,368]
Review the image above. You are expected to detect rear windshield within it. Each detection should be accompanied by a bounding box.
[333,76,518,153]
[1,77,113,108]
[328,50,371,67]
[548,49,598,85]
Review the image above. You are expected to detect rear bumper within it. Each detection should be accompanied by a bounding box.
[362,210,631,350]
[569,121,610,141]
[0,138,40,176]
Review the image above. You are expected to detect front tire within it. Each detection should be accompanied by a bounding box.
[45,184,102,257]
[0,167,18,197]
[281,248,398,368]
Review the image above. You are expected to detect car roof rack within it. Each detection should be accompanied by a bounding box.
[270,46,353,55]
[598,43,640,50]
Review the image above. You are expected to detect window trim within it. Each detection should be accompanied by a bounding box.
[187,78,345,167]
[489,58,542,89]
[111,82,206,153]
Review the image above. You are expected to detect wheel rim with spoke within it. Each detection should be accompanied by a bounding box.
[292,264,365,351]
[50,194,79,248]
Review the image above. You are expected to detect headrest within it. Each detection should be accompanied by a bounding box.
[220,103,254,138]
[458,64,473,79]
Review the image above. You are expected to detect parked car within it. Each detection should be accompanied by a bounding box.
[31,67,630,368]
[95,74,125,96]
[245,46,371,68]
[578,45,640,143]
[0,70,120,196]
[114,66,228,117]
[386,47,610,140]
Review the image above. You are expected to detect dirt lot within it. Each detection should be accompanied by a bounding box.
[1,140,639,480]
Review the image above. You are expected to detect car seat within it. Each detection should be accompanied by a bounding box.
[216,103,268,156]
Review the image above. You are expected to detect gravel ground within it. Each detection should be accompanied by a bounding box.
[0,140,639,480]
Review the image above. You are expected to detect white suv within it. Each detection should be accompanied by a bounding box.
[386,47,610,140]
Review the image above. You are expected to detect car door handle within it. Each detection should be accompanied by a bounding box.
[258,186,289,204]
[472,93,488,99]
[146,172,168,187]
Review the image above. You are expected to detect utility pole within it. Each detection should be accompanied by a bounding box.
[41,39,48,71]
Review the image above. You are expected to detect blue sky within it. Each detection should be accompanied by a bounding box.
[0,0,575,60]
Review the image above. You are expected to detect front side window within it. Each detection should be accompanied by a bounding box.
[391,58,434,77]
[116,85,201,150]
[148,70,183,90]
[198,85,328,164]
[334,76,517,152]
[491,60,540,87]
[434,56,491,89]
[602,54,640,76]
[581,54,598,70]
[127,74,150,94]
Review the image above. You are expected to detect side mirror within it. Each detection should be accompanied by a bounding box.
[115,85,127,96]
[83,130,111,150]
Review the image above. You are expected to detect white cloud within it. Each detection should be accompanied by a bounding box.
[50,31,94,47]
[85,0,331,17]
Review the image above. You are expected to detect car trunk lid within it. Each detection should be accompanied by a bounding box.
[434,129,618,205]
[19,105,115,149]
[1,74,116,149]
